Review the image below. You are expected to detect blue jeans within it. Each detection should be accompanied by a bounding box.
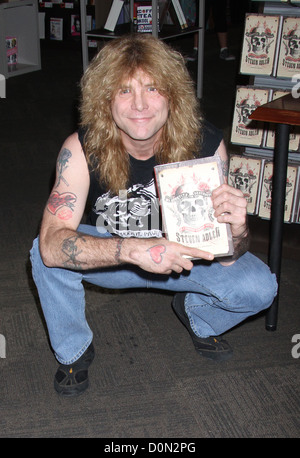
[30,224,277,364]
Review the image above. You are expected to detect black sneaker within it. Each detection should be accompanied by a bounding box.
[54,343,95,397]
[172,293,233,361]
[219,47,235,61]
[186,48,198,62]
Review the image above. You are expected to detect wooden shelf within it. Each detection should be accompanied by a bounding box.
[249,93,300,126]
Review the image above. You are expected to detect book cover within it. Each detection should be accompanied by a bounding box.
[134,3,159,33]
[231,86,270,147]
[258,162,298,222]
[50,17,63,41]
[240,14,280,76]
[229,155,263,215]
[276,17,300,77]
[154,156,233,258]
[6,36,17,65]
[71,15,81,36]
[104,0,124,32]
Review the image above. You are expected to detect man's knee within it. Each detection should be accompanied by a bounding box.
[238,266,277,312]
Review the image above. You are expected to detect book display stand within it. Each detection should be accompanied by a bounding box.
[79,0,205,98]
[230,1,300,224]
[229,1,300,331]
[0,0,41,78]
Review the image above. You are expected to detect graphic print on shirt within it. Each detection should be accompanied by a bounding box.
[94,178,162,238]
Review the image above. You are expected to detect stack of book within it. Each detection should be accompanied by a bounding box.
[231,86,300,151]
[240,13,300,78]
[229,154,300,223]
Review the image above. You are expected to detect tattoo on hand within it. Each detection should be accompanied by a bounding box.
[55,148,71,187]
[62,234,86,269]
[47,191,77,220]
[147,244,166,264]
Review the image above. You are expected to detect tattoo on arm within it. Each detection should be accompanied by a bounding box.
[147,244,166,264]
[61,233,86,269]
[55,148,72,187]
[47,191,77,220]
[232,229,250,260]
[115,238,124,264]
[223,228,250,263]
[216,150,228,181]
[220,158,228,180]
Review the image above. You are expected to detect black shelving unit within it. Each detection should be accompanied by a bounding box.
[79,0,205,98]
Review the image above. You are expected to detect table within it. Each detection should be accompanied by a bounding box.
[249,93,300,330]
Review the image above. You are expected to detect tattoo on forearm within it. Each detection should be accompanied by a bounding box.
[55,148,72,187]
[216,151,228,180]
[61,234,86,269]
[147,244,166,264]
[47,191,77,220]
[220,158,228,180]
[227,229,250,262]
[115,238,124,264]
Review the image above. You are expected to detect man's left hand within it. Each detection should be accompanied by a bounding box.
[211,183,248,237]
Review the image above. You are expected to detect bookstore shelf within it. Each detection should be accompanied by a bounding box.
[229,0,300,225]
[231,0,300,330]
[79,0,205,98]
[0,0,41,79]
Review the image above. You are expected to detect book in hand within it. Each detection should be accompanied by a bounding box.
[154,156,233,258]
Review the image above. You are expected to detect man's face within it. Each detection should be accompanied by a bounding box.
[111,70,169,147]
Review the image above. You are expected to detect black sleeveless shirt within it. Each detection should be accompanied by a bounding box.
[78,121,223,237]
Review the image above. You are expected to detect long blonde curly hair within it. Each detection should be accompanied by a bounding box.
[80,33,203,195]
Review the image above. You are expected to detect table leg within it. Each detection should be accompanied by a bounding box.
[266,123,290,331]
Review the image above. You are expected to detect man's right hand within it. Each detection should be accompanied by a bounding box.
[121,237,214,275]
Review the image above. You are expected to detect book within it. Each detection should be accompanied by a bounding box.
[276,17,300,78]
[50,17,63,41]
[134,2,159,33]
[258,162,298,222]
[154,156,233,258]
[171,0,188,29]
[291,166,300,223]
[6,36,17,65]
[229,155,264,215]
[104,0,124,32]
[231,86,270,147]
[71,15,81,36]
[240,14,281,76]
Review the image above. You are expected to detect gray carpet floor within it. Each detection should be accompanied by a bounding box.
[0,21,299,439]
